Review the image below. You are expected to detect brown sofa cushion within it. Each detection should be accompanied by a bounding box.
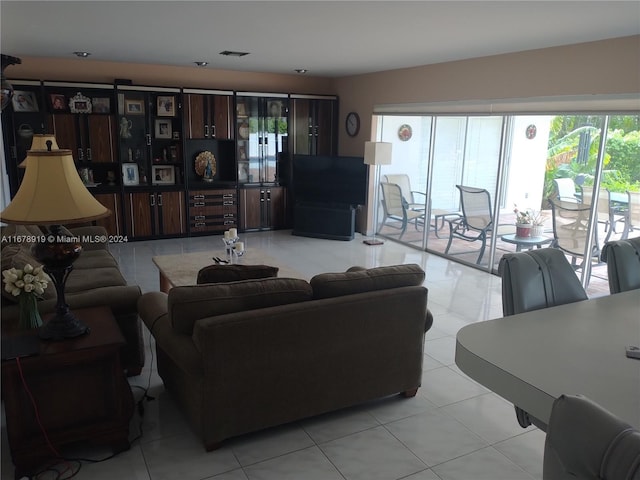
[169,277,313,335]
[310,264,425,299]
[197,264,279,285]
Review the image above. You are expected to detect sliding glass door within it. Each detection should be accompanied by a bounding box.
[374,111,639,293]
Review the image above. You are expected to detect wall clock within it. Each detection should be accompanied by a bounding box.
[345,112,360,137]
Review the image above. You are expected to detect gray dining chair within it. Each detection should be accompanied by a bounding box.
[543,394,640,480]
[499,248,588,429]
[601,237,640,294]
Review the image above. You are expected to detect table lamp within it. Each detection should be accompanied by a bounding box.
[363,141,392,245]
[0,142,110,340]
[18,134,60,168]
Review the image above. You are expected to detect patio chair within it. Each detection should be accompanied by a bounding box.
[622,190,640,239]
[444,185,494,264]
[548,198,601,281]
[377,182,425,239]
[383,173,460,237]
[383,174,426,212]
[580,186,625,243]
[498,248,588,429]
[553,178,580,203]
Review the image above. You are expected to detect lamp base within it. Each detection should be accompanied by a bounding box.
[363,238,384,246]
[39,310,90,340]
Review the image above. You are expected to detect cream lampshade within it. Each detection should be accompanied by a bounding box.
[18,134,60,168]
[1,147,110,340]
[363,141,392,245]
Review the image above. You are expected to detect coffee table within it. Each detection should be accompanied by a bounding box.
[500,233,553,252]
[1,306,134,478]
[153,248,305,292]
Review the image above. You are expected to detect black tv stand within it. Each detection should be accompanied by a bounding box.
[292,202,356,241]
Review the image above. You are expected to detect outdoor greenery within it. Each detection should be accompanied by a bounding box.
[544,115,640,204]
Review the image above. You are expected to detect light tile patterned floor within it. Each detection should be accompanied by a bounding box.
[2,230,546,480]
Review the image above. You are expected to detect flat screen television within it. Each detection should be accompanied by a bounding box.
[292,154,367,206]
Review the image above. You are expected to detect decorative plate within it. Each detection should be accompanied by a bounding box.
[398,124,412,141]
[195,151,217,181]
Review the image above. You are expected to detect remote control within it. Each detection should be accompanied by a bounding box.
[625,346,640,360]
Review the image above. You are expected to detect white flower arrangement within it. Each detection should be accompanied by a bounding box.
[3,264,50,298]
[513,205,546,226]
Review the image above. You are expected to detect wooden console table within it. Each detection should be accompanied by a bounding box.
[1,306,134,478]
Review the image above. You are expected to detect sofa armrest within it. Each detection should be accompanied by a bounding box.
[138,291,203,376]
[138,291,170,333]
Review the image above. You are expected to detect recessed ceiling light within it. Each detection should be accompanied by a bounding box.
[73,51,91,58]
[219,50,249,57]
[194,61,208,67]
[294,69,308,74]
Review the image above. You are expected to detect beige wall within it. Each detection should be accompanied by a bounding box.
[9,35,638,159]
[8,57,336,95]
[335,35,640,156]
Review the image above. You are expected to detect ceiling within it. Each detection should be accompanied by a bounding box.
[1,1,639,78]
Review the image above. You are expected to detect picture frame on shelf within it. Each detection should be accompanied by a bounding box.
[92,97,111,113]
[152,165,175,185]
[125,99,145,115]
[49,94,67,111]
[155,119,172,139]
[156,96,175,117]
[12,90,39,112]
[122,163,140,186]
[69,92,92,113]
[169,145,179,161]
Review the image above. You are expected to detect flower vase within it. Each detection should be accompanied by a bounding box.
[18,293,42,330]
[515,223,532,238]
[531,225,545,237]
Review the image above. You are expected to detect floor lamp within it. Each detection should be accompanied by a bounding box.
[363,141,392,245]
[0,143,110,340]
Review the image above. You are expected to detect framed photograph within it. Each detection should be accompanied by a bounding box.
[122,163,140,186]
[157,96,175,116]
[69,92,92,113]
[12,90,39,112]
[268,100,282,118]
[155,119,172,139]
[169,145,179,161]
[125,99,145,115]
[92,97,111,113]
[49,94,67,111]
[152,165,175,185]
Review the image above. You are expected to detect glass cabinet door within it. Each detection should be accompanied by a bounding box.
[236,93,288,185]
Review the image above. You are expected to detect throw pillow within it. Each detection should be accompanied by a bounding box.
[310,264,425,299]
[196,264,279,285]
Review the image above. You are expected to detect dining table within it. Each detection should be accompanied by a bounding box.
[455,290,640,430]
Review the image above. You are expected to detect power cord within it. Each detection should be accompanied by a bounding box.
[15,357,79,479]
[16,324,159,480]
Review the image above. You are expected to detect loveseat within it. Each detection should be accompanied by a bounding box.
[1,224,144,375]
[137,263,433,450]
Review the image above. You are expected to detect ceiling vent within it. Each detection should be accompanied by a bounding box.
[219,51,249,57]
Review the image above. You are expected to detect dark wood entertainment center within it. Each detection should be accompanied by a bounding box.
[2,81,340,241]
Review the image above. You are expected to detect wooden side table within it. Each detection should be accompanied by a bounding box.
[1,306,134,478]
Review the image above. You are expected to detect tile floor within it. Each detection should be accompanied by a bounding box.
[2,230,548,480]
